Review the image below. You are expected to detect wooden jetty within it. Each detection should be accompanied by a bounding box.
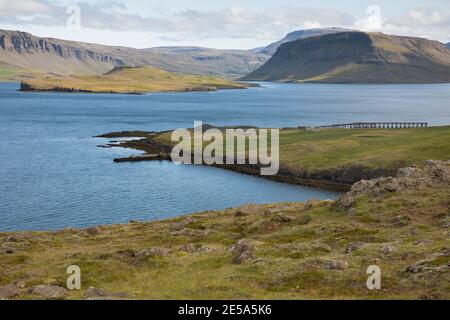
[300,122,428,130]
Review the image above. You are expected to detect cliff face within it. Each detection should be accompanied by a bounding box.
[0,30,128,75]
[242,31,450,83]
[0,30,269,77]
[257,27,351,55]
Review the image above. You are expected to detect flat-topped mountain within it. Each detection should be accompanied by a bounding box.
[0,29,269,78]
[256,27,351,55]
[242,31,450,83]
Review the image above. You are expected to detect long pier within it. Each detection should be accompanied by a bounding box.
[301,122,428,129]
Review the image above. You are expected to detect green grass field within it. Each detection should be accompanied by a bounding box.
[0,66,14,80]
[155,126,450,173]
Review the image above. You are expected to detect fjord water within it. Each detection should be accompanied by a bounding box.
[1,82,450,231]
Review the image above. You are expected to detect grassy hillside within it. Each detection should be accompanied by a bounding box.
[242,32,450,83]
[20,66,251,94]
[1,161,449,299]
[0,65,15,80]
[153,125,450,171]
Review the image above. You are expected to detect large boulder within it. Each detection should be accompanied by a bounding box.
[0,284,23,299]
[229,239,255,264]
[28,285,68,299]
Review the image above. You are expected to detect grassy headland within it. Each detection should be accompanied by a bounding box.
[1,160,449,299]
[103,126,450,189]
[19,66,252,94]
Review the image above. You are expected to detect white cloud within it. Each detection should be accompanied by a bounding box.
[0,0,449,46]
[0,0,52,16]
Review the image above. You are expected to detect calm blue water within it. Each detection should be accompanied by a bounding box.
[1,82,449,231]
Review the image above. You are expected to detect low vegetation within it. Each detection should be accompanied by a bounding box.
[117,125,450,189]
[0,161,448,299]
[19,66,251,94]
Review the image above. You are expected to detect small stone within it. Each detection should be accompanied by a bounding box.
[304,199,319,211]
[239,204,263,215]
[313,243,332,253]
[5,236,19,243]
[393,215,412,227]
[234,210,248,217]
[275,214,293,223]
[179,244,213,254]
[298,215,312,225]
[380,245,396,255]
[84,287,129,300]
[345,242,364,254]
[338,196,356,209]
[0,284,23,299]
[28,285,68,299]
[170,217,195,231]
[135,247,170,259]
[324,260,348,270]
[229,239,255,265]
[232,250,254,265]
[405,264,423,273]
[397,167,414,177]
[229,239,255,256]
[85,227,100,236]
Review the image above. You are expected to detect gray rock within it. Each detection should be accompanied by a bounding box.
[229,239,255,256]
[170,217,196,231]
[2,248,15,254]
[338,196,355,209]
[304,199,320,211]
[324,260,349,270]
[85,227,100,236]
[0,284,23,299]
[275,214,293,223]
[179,244,214,254]
[351,180,374,193]
[380,244,396,255]
[232,250,254,265]
[28,285,68,299]
[5,236,19,243]
[135,247,170,259]
[229,239,255,265]
[345,242,364,254]
[397,167,417,178]
[85,287,129,300]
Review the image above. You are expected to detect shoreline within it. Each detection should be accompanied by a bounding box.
[97,129,393,192]
[19,82,259,95]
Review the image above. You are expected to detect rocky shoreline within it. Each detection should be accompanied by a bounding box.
[97,130,401,191]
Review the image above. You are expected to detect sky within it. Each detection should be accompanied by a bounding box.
[0,0,449,49]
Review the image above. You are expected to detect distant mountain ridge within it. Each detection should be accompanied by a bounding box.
[242,31,450,83]
[0,29,269,78]
[256,27,352,55]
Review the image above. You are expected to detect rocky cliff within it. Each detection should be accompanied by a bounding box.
[0,29,269,77]
[242,31,450,83]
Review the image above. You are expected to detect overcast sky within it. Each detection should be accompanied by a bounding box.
[0,0,449,49]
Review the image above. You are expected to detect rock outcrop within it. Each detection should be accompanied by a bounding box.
[338,160,450,210]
